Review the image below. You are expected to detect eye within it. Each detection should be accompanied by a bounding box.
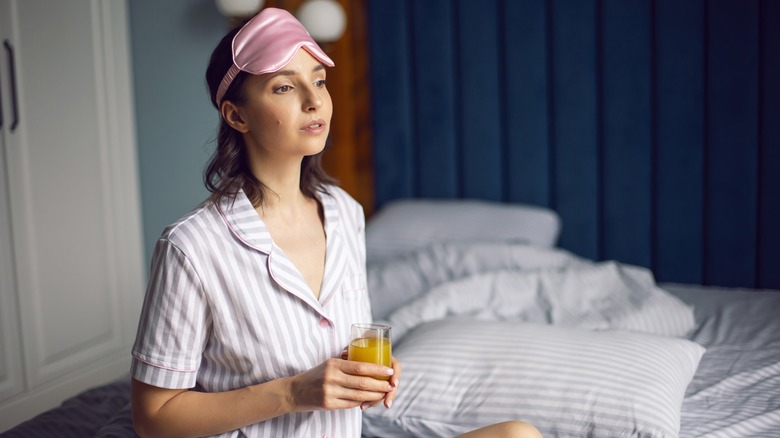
[273,85,293,94]
[315,79,327,88]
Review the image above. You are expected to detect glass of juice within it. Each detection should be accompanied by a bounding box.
[347,323,392,380]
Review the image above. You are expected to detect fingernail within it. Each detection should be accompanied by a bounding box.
[386,399,393,409]
[361,402,368,411]
[385,368,394,375]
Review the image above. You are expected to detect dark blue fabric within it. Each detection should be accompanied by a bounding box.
[760,0,780,289]
[549,0,600,261]
[367,0,780,289]
[654,0,705,285]
[503,0,551,207]
[411,0,458,198]
[367,0,415,206]
[705,0,759,287]
[457,0,503,201]
[601,0,653,268]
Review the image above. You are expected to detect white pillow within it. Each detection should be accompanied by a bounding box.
[384,261,696,340]
[367,240,586,320]
[366,199,561,264]
[363,319,705,438]
[368,240,695,338]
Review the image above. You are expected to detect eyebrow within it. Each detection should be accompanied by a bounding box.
[273,64,326,78]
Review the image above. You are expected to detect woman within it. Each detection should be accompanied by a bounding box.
[131,7,541,438]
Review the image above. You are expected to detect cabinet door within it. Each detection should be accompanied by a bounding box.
[0,125,25,404]
[2,0,144,393]
[0,0,25,404]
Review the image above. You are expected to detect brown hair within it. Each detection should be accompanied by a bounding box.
[203,25,336,209]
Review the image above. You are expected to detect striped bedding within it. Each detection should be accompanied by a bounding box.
[362,242,780,438]
[362,318,705,437]
[3,244,779,437]
[666,284,780,437]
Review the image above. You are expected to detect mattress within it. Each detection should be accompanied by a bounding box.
[663,283,780,437]
[2,283,779,437]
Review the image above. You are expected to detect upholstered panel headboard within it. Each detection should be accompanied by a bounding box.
[366,0,779,289]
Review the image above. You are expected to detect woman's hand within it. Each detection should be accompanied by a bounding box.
[288,358,395,412]
[338,350,402,411]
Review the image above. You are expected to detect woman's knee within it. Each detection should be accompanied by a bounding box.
[457,420,543,438]
[494,420,543,438]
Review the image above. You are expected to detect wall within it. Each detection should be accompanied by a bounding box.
[129,0,225,265]
[367,0,780,289]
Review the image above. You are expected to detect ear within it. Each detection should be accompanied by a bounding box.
[221,100,249,133]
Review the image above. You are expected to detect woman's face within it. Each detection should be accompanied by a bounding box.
[232,49,333,161]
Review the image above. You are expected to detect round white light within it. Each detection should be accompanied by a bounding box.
[296,0,347,43]
[215,0,264,17]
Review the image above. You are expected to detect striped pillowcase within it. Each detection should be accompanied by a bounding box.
[363,319,705,438]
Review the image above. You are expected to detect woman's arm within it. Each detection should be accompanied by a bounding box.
[132,358,395,438]
[131,378,288,438]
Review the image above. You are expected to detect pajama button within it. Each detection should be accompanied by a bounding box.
[319,318,329,328]
[322,435,330,438]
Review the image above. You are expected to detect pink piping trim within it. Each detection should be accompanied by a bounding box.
[216,204,269,254]
[132,354,198,373]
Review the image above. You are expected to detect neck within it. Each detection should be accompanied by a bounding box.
[250,157,309,217]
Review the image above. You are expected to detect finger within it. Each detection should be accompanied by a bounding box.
[340,389,387,405]
[323,361,392,397]
[342,373,394,395]
[383,388,397,408]
[341,359,394,380]
[390,356,403,389]
[326,368,392,397]
[382,357,402,408]
[361,400,383,411]
[323,379,387,408]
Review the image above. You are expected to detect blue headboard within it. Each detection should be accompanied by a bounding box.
[366,0,779,290]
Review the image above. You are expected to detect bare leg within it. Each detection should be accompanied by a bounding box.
[456,421,543,438]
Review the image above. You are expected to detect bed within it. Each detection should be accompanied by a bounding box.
[3,199,779,438]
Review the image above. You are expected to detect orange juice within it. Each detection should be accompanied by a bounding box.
[348,337,392,380]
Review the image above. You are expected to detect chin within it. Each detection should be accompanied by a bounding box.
[302,139,328,156]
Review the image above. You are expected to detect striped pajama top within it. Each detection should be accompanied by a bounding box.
[131,186,372,437]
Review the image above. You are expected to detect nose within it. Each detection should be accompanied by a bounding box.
[303,85,323,112]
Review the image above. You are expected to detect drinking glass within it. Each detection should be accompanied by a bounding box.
[347,323,392,380]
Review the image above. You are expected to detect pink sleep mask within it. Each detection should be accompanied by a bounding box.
[215,7,335,105]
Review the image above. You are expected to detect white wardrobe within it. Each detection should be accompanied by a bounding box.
[0,0,145,430]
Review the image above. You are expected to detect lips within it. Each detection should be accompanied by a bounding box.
[301,119,327,134]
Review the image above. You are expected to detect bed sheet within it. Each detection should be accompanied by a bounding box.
[3,284,778,437]
[0,377,133,437]
[663,284,780,437]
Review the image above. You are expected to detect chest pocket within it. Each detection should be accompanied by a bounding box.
[342,273,367,298]
[341,273,371,323]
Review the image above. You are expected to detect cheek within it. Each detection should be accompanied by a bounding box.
[272,107,295,126]
[255,109,286,131]
[322,92,334,121]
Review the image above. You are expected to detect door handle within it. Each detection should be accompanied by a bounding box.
[3,40,19,132]
[0,54,4,130]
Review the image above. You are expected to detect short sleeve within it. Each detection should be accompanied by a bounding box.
[131,238,209,389]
